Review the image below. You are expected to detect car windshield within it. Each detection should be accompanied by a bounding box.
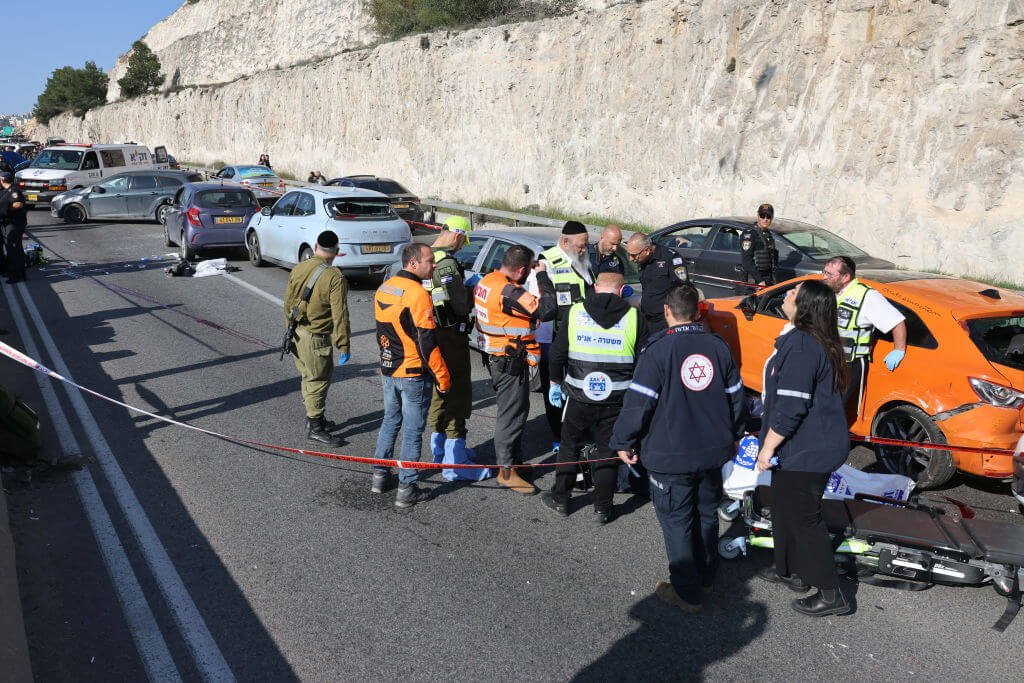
[966,315,1024,373]
[194,190,257,209]
[780,228,868,260]
[31,149,83,170]
[235,166,277,179]
[325,198,394,220]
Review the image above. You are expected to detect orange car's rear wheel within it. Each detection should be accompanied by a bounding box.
[872,404,956,490]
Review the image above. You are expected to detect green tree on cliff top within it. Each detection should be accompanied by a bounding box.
[33,62,109,124]
[118,41,165,98]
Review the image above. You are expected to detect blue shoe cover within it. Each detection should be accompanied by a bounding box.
[430,432,446,463]
[442,438,491,481]
[552,442,560,454]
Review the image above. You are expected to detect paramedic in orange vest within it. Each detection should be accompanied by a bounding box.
[371,243,452,508]
[474,244,557,494]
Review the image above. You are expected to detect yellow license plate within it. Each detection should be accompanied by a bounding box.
[258,183,274,188]
[28,194,38,201]
[391,202,409,209]
[215,216,244,224]
[362,244,391,254]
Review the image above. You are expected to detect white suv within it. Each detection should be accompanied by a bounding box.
[245,185,411,276]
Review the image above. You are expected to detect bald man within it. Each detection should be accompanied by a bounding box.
[589,224,624,275]
[542,271,649,523]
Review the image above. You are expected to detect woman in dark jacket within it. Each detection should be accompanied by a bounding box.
[755,279,852,617]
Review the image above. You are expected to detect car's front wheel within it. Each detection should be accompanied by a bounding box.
[62,203,87,224]
[299,246,314,263]
[155,203,170,225]
[248,231,265,267]
[871,404,956,489]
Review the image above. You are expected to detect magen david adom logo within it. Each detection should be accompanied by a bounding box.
[680,353,714,391]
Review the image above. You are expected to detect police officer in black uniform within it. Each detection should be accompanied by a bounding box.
[589,224,624,275]
[610,284,745,614]
[0,172,29,284]
[740,203,779,288]
[625,232,691,342]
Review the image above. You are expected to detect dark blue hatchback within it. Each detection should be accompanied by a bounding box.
[163,182,260,260]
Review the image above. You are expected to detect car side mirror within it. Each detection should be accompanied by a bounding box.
[261,206,272,216]
[737,295,756,321]
[93,186,105,194]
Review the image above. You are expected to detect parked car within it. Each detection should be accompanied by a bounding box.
[705,270,1024,490]
[167,154,180,169]
[211,165,286,201]
[162,183,261,260]
[326,175,425,225]
[50,169,204,224]
[650,217,895,298]
[245,185,412,277]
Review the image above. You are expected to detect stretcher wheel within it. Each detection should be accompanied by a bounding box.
[718,500,740,522]
[718,536,742,560]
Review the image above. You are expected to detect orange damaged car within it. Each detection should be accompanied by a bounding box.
[706,269,1024,489]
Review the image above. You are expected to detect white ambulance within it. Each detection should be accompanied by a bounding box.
[16,143,169,206]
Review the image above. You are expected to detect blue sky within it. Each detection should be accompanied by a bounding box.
[2,1,184,115]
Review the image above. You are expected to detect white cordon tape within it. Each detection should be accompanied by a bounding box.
[0,340,611,470]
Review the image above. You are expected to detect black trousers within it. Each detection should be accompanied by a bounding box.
[538,348,563,442]
[644,313,666,344]
[771,469,839,590]
[2,220,26,282]
[551,399,619,511]
[842,357,866,424]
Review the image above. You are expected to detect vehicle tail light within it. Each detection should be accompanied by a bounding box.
[18,181,25,187]
[278,180,285,188]
[410,198,420,203]
[969,377,1024,409]
[186,207,202,227]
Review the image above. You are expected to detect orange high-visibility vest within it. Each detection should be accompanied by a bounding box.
[473,270,542,367]
[374,271,451,391]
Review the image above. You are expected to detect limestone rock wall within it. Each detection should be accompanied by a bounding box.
[44,0,1024,284]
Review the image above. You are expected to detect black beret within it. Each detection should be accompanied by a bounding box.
[561,220,587,236]
[317,230,339,249]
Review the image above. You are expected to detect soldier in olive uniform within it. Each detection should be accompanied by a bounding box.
[284,230,351,446]
[740,203,779,288]
[427,216,490,480]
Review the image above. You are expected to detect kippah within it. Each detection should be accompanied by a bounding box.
[561,221,587,235]
[317,230,339,249]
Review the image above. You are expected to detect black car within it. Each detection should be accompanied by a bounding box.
[650,217,895,298]
[325,175,425,226]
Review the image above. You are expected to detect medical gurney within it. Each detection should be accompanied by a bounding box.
[718,485,1024,632]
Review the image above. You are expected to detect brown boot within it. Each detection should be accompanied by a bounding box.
[497,467,537,495]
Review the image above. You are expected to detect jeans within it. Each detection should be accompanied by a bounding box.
[648,467,723,605]
[373,375,432,486]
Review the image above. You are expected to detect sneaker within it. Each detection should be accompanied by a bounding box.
[757,566,810,593]
[654,580,702,614]
[394,484,428,509]
[540,491,569,517]
[371,469,390,494]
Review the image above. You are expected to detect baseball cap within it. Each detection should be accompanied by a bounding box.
[757,203,774,219]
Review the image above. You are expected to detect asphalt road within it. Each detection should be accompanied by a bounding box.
[1,209,1021,682]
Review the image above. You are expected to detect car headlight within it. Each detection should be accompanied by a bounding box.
[969,377,1024,409]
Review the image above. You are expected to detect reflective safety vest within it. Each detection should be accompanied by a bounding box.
[473,270,542,367]
[564,302,639,404]
[429,249,463,328]
[836,279,874,361]
[541,246,593,313]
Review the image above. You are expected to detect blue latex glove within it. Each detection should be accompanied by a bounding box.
[621,284,634,299]
[884,349,905,371]
[464,273,482,288]
[548,384,564,408]
[337,352,350,366]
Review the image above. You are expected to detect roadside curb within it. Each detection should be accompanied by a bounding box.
[0,478,33,682]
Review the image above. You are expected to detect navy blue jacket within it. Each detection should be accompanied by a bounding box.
[760,326,849,473]
[610,324,745,474]
[637,244,690,319]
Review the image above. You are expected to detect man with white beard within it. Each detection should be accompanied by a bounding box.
[539,221,596,335]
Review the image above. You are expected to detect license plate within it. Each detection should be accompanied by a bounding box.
[214,216,244,224]
[391,202,410,209]
[258,183,274,188]
[362,244,391,254]
[28,194,38,201]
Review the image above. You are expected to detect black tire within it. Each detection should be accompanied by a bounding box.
[155,203,170,225]
[180,232,195,261]
[872,404,956,489]
[247,231,265,267]
[62,203,87,224]
[299,246,314,263]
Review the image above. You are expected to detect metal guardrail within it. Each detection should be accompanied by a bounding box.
[417,199,608,233]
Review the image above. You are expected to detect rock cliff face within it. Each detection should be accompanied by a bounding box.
[106,0,374,101]
[44,0,1024,284]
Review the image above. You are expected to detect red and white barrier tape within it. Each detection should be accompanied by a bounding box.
[0,340,610,470]
[694,274,766,290]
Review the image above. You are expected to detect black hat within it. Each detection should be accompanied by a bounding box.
[757,203,774,219]
[317,230,339,250]
[561,220,587,236]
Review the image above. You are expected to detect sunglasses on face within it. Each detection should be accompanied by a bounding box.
[758,213,772,219]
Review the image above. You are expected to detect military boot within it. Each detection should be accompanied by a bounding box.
[306,416,342,447]
[497,467,537,495]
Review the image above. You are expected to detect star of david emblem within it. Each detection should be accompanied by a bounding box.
[680,353,714,391]
[688,363,708,382]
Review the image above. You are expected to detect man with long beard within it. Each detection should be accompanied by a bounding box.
[539,221,595,334]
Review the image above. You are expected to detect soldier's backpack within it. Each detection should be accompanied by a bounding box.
[0,384,42,463]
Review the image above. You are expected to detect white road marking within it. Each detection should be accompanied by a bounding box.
[223,273,284,307]
[14,282,236,683]
[2,286,181,682]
